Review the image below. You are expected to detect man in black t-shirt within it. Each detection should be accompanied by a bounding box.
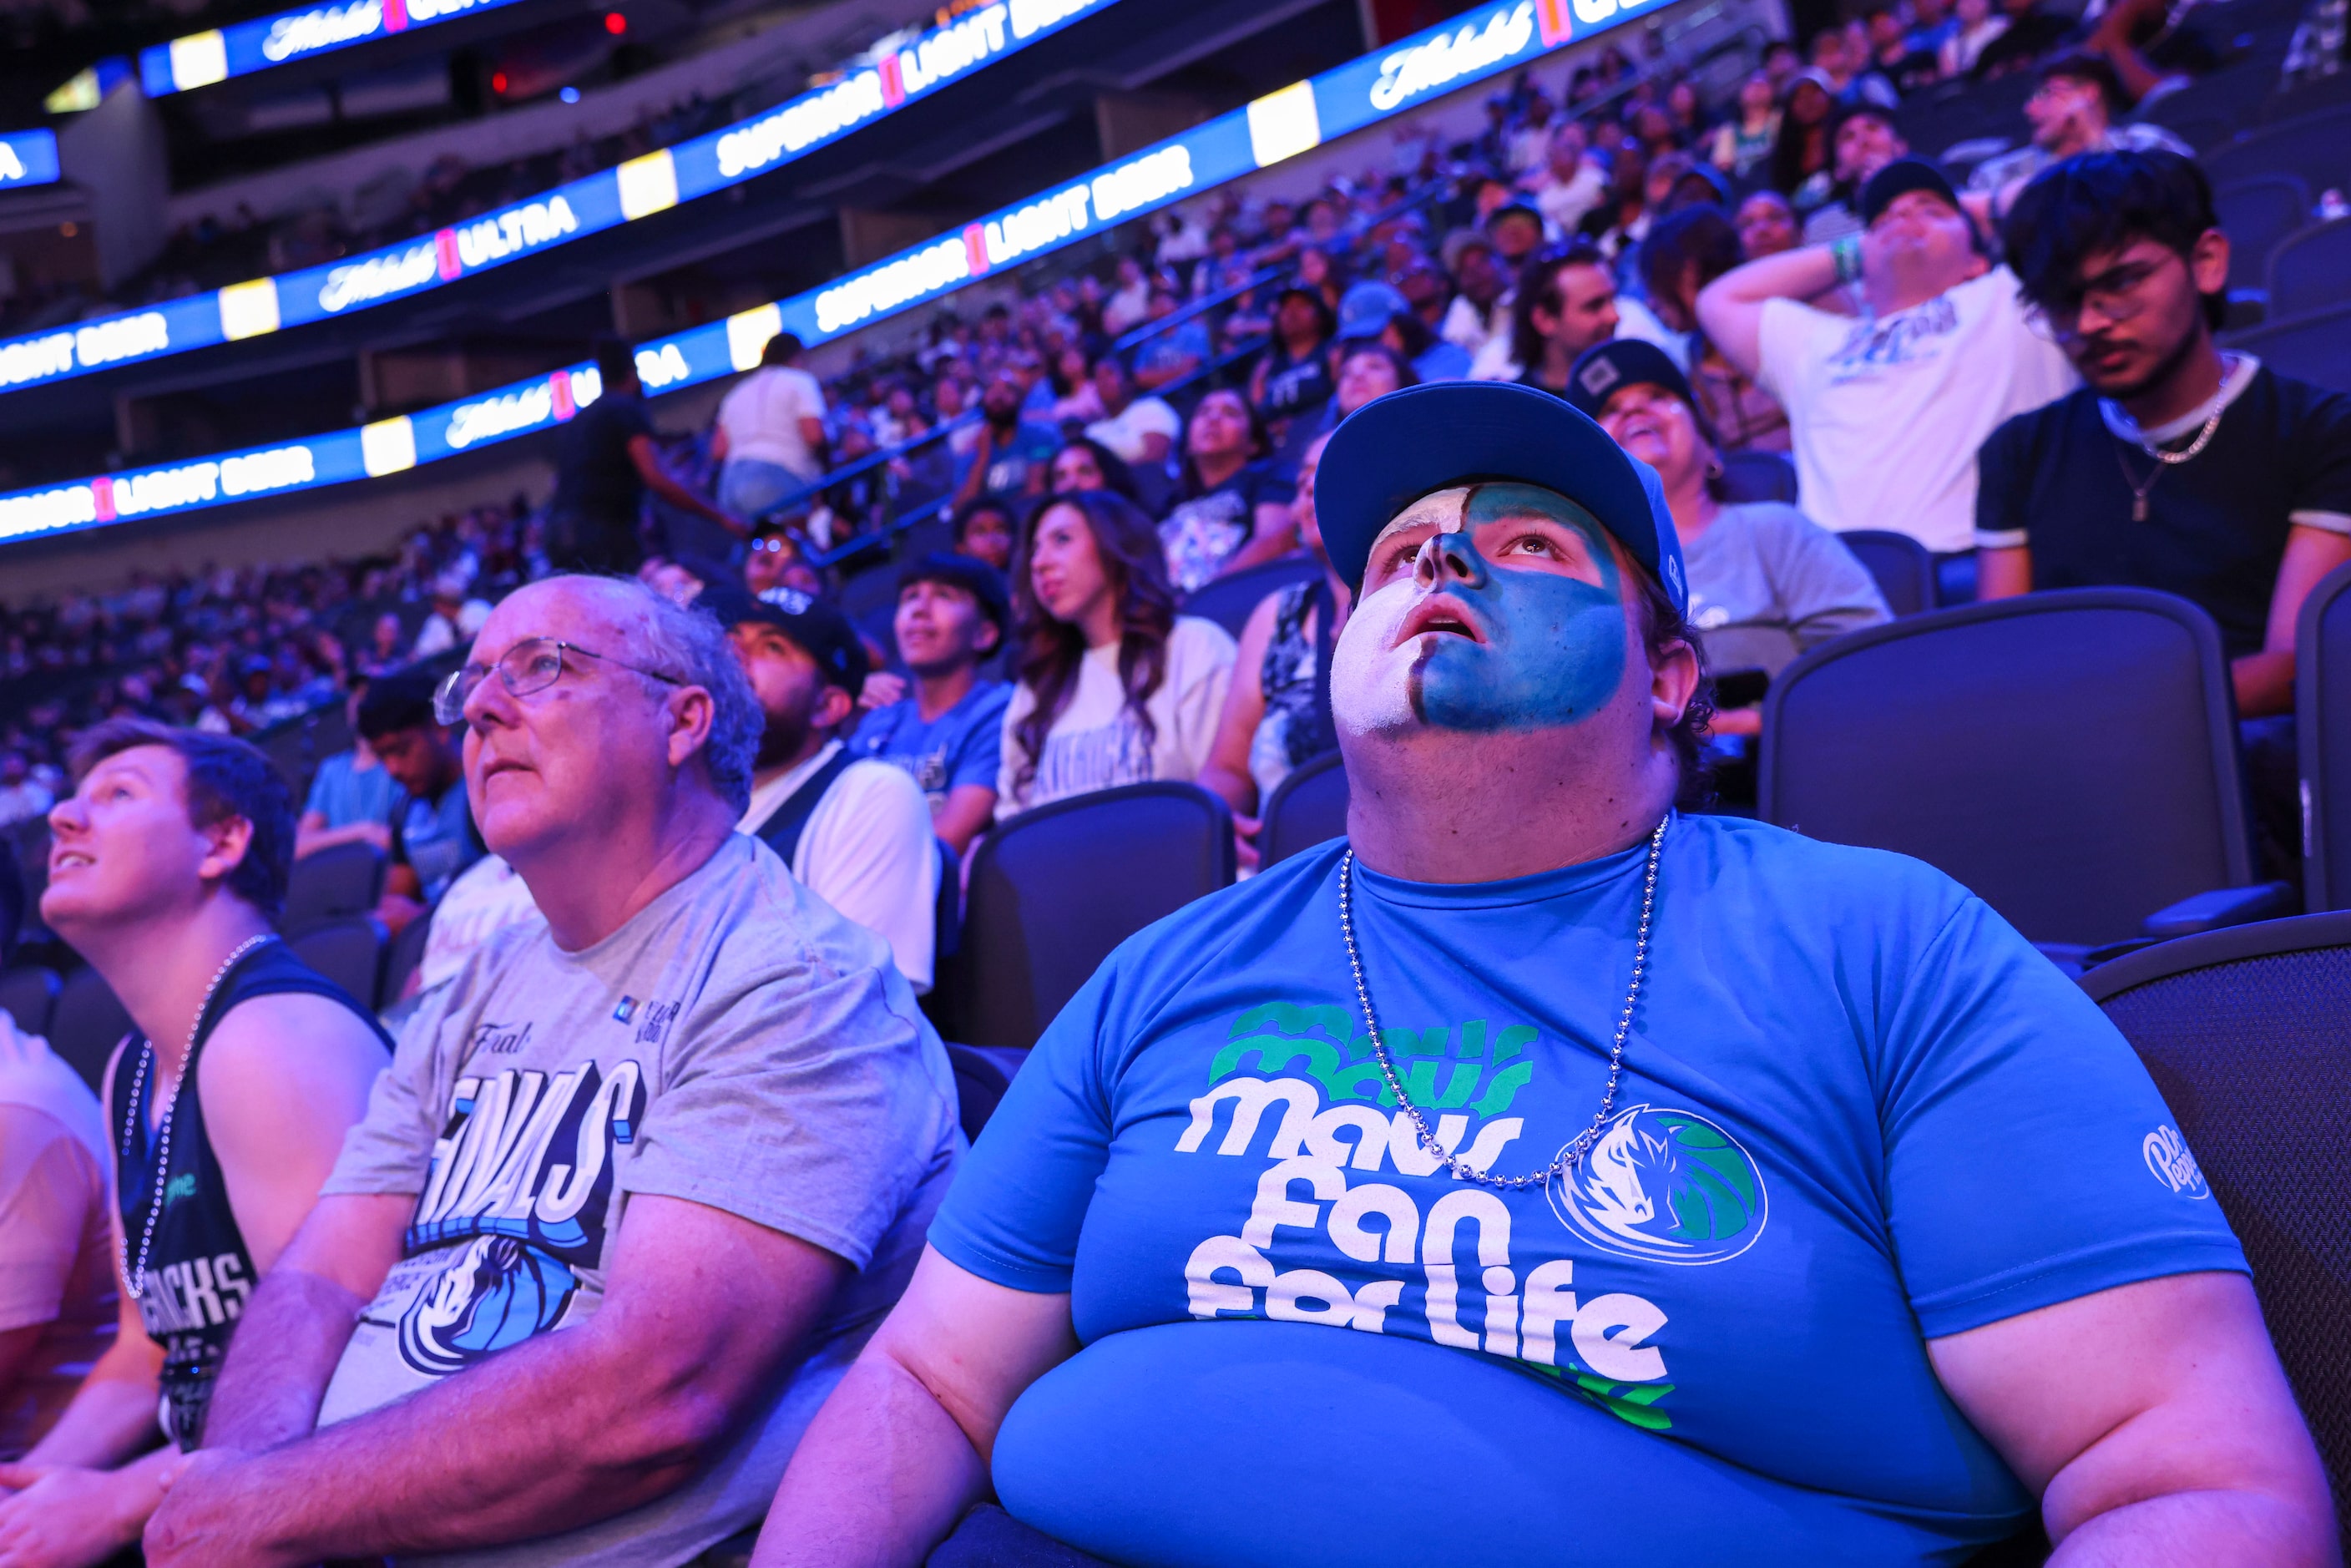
[547,336,747,574]
[1977,152,2351,720]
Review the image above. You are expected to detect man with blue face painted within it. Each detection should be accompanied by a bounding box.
[752,382,2332,1568]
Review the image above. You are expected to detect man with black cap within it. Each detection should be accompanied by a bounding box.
[711,584,940,991]
[752,381,2326,1567]
[849,554,1014,858]
[1699,156,2075,582]
[1799,101,1911,244]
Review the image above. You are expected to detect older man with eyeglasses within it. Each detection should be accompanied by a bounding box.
[143,574,963,1568]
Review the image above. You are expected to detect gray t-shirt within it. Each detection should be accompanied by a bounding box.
[317,832,962,1568]
[1684,502,1893,680]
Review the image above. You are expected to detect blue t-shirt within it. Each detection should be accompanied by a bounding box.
[301,750,397,832]
[930,816,2243,1567]
[390,782,483,903]
[848,681,1012,808]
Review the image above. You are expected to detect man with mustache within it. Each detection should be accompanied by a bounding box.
[750,382,2330,1566]
[1977,150,2351,719]
[1977,149,2351,879]
[143,575,961,1568]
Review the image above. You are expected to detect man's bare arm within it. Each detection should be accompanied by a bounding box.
[201,1192,407,1452]
[2235,523,2351,718]
[932,784,998,857]
[1975,545,2032,600]
[147,1195,847,1564]
[1696,244,1842,379]
[752,1247,1078,1568]
[1930,1272,2335,1564]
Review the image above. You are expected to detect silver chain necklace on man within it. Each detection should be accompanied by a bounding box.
[117,932,276,1299]
[1337,817,1666,1191]
[2111,355,2235,523]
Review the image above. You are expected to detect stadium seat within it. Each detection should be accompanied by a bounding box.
[0,966,61,1039]
[282,842,386,934]
[2213,175,2310,296]
[2298,559,2351,910]
[1179,557,1324,639]
[1835,530,1937,618]
[2138,61,2293,151]
[946,1042,1012,1141]
[289,918,388,1011]
[931,782,1235,1051]
[1718,450,1799,505]
[1259,751,1350,867]
[2205,104,2351,197]
[2078,911,2351,1529]
[1760,589,2276,949]
[49,967,134,1093]
[379,901,436,1010]
[2266,217,2351,322]
[2221,300,2351,393]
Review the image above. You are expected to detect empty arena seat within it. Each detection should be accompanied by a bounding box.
[2206,104,2351,197]
[0,967,61,1039]
[931,782,1234,1051]
[2267,218,2351,322]
[2214,175,2310,295]
[49,967,134,1093]
[1259,751,1349,867]
[1718,450,1800,505]
[2222,300,2351,393]
[946,1042,1013,1141]
[1179,557,1324,640]
[282,842,386,934]
[1834,530,1937,618]
[1761,589,2269,948]
[2299,559,2351,910]
[378,900,437,1009]
[2079,912,2351,1530]
[288,917,388,1011]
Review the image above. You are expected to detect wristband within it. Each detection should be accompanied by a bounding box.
[1831,234,1863,285]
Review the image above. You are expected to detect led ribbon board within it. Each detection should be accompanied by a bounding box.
[3,0,1108,396]
[139,0,533,97]
[0,130,62,190]
[0,0,1675,548]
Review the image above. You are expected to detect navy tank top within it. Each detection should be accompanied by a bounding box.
[109,938,390,1448]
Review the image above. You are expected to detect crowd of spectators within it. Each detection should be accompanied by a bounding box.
[5,0,2345,852]
[2,0,2350,1561]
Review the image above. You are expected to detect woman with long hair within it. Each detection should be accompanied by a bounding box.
[998,489,1236,819]
[1770,70,1837,206]
[1045,438,1143,504]
[1157,388,1297,594]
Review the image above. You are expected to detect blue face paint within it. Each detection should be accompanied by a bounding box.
[1408,483,1628,733]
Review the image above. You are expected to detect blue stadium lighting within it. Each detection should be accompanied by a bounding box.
[559,85,581,104]
[0,0,1119,396]
[0,0,1655,549]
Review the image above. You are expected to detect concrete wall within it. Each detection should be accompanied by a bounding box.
[58,82,174,290]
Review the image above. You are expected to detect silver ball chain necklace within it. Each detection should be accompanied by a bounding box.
[117,932,277,1299]
[1337,816,1666,1191]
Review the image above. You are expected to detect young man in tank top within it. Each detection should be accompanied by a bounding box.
[0,721,386,1568]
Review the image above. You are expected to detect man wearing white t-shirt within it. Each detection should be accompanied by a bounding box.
[1698,159,2076,585]
[1084,358,1181,471]
[713,334,830,523]
[709,585,939,991]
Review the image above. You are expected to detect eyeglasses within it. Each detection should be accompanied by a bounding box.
[432,637,681,725]
[2025,255,2172,341]
[750,536,796,554]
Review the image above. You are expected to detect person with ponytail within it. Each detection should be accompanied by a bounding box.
[997,489,1236,818]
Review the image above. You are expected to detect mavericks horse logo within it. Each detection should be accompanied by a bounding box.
[1550,1104,1767,1265]
[397,1234,579,1376]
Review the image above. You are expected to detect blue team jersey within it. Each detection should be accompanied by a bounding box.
[848,681,1012,808]
[929,815,2243,1567]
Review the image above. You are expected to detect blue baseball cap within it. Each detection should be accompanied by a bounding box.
[1317,381,1688,612]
